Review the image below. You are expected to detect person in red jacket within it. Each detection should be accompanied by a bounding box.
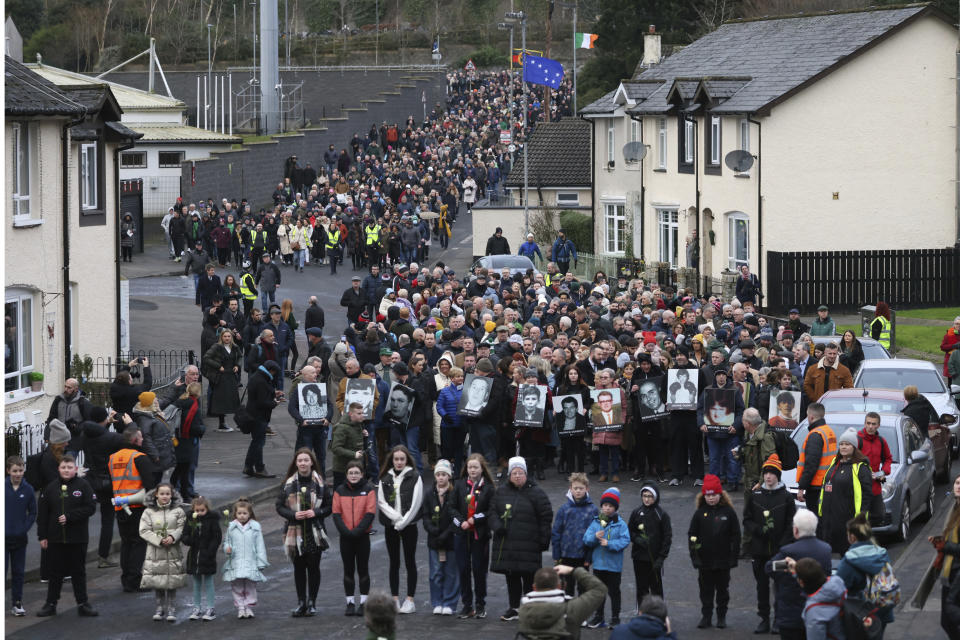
[942,317,960,382]
[857,412,892,527]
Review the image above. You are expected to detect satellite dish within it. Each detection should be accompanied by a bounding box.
[622,141,647,163]
[724,150,754,172]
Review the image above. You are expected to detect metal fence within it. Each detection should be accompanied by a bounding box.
[83,350,196,384]
[142,175,182,218]
[5,420,85,469]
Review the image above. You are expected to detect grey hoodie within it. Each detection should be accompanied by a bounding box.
[802,574,847,640]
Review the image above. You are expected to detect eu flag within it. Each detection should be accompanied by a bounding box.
[522,55,564,89]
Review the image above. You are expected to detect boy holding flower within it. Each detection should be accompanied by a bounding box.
[627,485,672,609]
[582,487,630,629]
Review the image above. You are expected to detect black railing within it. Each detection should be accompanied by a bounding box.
[83,350,196,384]
[766,247,960,313]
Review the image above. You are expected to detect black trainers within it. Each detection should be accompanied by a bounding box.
[698,615,712,628]
[36,603,56,617]
[77,603,98,617]
[754,618,770,634]
[355,603,364,617]
[631,473,643,482]
[458,605,475,619]
[611,616,621,627]
[500,608,518,621]
[587,615,606,629]
[344,602,356,616]
[475,605,487,619]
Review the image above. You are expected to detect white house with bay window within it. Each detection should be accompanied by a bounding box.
[5,56,137,418]
[581,6,958,294]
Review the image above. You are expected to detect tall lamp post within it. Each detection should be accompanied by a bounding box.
[505,10,528,233]
[497,20,515,181]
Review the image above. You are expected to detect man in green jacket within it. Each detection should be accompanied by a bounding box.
[809,305,836,336]
[330,403,367,487]
[517,565,608,640]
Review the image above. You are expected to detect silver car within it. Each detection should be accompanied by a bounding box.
[469,255,540,278]
[854,358,960,454]
[780,412,936,541]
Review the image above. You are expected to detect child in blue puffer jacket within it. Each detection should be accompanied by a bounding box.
[583,487,631,629]
[550,473,598,596]
[436,368,465,475]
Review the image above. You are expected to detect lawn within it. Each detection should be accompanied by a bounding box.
[836,323,948,361]
[896,307,960,321]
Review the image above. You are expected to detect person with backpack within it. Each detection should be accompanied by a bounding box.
[132,392,176,486]
[857,413,892,527]
[742,454,796,634]
[517,564,608,640]
[835,513,897,635]
[787,557,846,640]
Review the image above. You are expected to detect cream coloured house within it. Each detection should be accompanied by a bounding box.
[581,6,958,302]
[5,56,139,418]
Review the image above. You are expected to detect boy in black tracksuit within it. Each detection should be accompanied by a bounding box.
[36,455,98,617]
[627,485,672,608]
[688,474,740,630]
[742,453,796,634]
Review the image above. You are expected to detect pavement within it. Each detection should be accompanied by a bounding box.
[7,208,949,636]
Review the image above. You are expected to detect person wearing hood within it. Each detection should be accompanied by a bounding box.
[132,392,176,485]
[818,428,873,554]
[377,445,423,614]
[610,594,676,640]
[138,484,187,621]
[742,454,796,634]
[788,557,847,640]
[489,456,554,621]
[697,367,745,491]
[835,513,895,628]
[46,378,93,454]
[550,473,599,596]
[517,564,607,640]
[109,358,153,423]
[243,360,283,479]
[120,212,136,262]
[582,487,630,629]
[688,474,741,629]
[627,485,672,607]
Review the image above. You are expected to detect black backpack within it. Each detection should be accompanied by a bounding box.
[770,429,800,470]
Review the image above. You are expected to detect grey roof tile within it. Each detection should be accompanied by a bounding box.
[505,118,591,187]
[5,55,86,117]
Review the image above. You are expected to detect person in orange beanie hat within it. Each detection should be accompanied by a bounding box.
[742,454,796,633]
[688,474,740,629]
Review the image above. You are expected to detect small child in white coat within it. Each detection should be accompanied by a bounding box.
[222,498,269,618]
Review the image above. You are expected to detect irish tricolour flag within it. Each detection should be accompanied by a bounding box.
[576,32,598,49]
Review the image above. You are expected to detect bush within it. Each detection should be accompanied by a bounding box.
[454,44,507,70]
[558,209,593,255]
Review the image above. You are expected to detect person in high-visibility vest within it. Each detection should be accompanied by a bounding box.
[796,403,837,516]
[109,424,159,592]
[364,219,381,269]
[870,301,892,351]
[239,261,258,317]
[326,221,342,276]
[817,428,873,554]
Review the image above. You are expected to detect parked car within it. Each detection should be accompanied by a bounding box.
[853,358,960,455]
[781,412,936,541]
[811,335,892,369]
[813,388,953,482]
[469,255,540,278]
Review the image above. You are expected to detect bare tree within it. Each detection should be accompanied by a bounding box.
[739,0,876,18]
[692,0,737,33]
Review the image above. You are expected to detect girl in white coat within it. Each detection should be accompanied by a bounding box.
[222,498,269,618]
[139,484,187,622]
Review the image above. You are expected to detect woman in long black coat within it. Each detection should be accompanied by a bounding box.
[487,456,553,620]
[202,329,241,430]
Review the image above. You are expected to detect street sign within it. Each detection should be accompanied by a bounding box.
[508,144,516,153]
[464,59,476,71]
[500,129,512,143]
[432,53,442,61]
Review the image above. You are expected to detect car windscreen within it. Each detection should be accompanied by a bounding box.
[792,423,900,463]
[489,256,534,269]
[857,369,946,394]
[820,397,904,415]
[860,342,890,359]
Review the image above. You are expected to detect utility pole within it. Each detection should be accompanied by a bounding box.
[375,0,379,65]
[506,10,528,233]
[207,23,213,129]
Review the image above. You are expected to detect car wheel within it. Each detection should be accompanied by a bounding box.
[920,483,936,522]
[897,495,911,542]
[936,451,951,483]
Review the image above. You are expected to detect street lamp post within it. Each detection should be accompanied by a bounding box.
[506,11,528,233]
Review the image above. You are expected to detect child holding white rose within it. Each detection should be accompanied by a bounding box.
[582,487,630,629]
[421,459,461,615]
[222,498,269,618]
[688,474,740,630]
[741,453,795,634]
[182,495,222,620]
[627,485,672,610]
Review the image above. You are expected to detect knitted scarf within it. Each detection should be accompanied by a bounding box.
[282,471,324,559]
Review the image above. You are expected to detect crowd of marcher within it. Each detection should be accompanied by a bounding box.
[8,67,960,640]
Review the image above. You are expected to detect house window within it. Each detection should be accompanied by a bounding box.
[4,291,34,392]
[678,117,694,173]
[739,118,750,152]
[710,116,721,165]
[630,119,640,143]
[657,118,667,169]
[158,151,185,168]
[606,122,615,165]
[604,203,626,254]
[80,142,99,210]
[11,122,36,221]
[120,151,147,168]
[556,192,580,207]
[728,212,749,270]
[657,208,679,267]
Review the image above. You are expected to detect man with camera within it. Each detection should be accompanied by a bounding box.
[517,564,608,640]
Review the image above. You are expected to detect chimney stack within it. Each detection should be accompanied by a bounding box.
[642,25,661,67]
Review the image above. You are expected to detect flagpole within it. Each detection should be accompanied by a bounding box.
[522,13,528,235]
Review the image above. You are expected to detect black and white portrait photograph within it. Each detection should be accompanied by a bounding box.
[768,390,801,431]
[703,388,737,433]
[344,377,376,420]
[514,384,547,427]
[666,368,699,410]
[553,394,587,437]
[297,382,328,422]
[636,377,668,422]
[385,383,415,428]
[589,388,623,432]
[458,374,492,417]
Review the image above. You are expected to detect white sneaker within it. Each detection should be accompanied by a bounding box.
[441,606,454,615]
[189,607,202,620]
[11,602,25,616]
[237,608,245,619]
[153,607,165,621]
[398,599,416,614]
[245,607,255,618]
[433,606,442,615]
[202,608,217,621]
[166,606,176,622]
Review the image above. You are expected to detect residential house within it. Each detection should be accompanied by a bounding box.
[581,6,958,303]
[5,56,138,418]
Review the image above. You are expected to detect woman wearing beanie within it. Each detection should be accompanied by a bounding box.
[489,456,554,621]
[132,392,176,485]
[818,428,873,553]
[421,459,460,615]
[582,487,630,629]
[688,474,741,629]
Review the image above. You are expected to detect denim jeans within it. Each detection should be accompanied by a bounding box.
[193,273,201,304]
[403,247,417,265]
[392,425,422,471]
[259,289,276,312]
[244,421,268,471]
[429,548,461,609]
[192,574,216,609]
[295,249,308,269]
[598,444,620,476]
[706,435,741,482]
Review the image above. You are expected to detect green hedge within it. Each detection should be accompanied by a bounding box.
[454,45,508,69]
[558,209,593,255]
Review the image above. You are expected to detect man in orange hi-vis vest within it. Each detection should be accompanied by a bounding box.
[795,403,837,516]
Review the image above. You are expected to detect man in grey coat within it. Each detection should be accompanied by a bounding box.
[255,253,282,312]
